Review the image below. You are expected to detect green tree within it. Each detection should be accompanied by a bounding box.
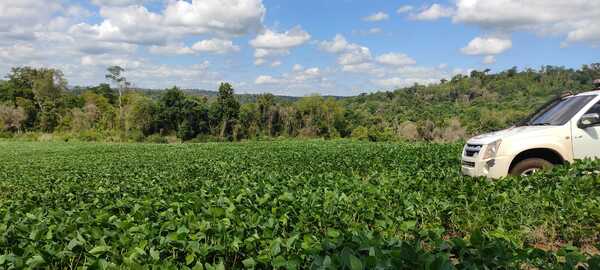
[105,66,130,130]
[217,83,240,139]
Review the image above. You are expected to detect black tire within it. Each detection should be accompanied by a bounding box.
[509,158,553,177]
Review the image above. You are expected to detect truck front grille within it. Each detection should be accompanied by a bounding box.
[462,160,475,167]
[464,144,482,157]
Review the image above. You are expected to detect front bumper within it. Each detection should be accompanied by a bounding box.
[461,155,511,179]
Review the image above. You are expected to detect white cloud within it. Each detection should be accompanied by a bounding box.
[461,36,512,55]
[69,6,166,45]
[253,48,289,65]
[0,1,63,26]
[250,26,311,49]
[482,55,496,65]
[254,58,267,66]
[368,28,382,34]
[412,4,454,21]
[376,53,416,66]
[319,34,373,68]
[163,0,265,36]
[353,28,383,35]
[250,26,311,65]
[255,65,322,86]
[451,0,600,45]
[342,62,380,75]
[318,34,351,54]
[363,12,389,22]
[292,64,303,72]
[319,34,422,80]
[293,67,321,81]
[148,43,194,55]
[338,46,372,66]
[91,0,145,6]
[255,75,280,84]
[80,54,143,69]
[397,5,413,14]
[270,61,282,67]
[192,38,240,54]
[0,43,38,62]
[71,0,266,47]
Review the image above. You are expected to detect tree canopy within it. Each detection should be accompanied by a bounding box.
[1,64,599,142]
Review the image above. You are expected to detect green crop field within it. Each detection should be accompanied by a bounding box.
[0,141,599,269]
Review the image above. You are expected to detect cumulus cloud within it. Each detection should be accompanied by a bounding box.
[71,0,266,47]
[0,1,63,26]
[250,26,311,66]
[353,28,383,36]
[292,64,303,72]
[250,26,311,49]
[192,39,240,54]
[255,75,280,84]
[411,4,454,21]
[363,12,389,22]
[451,0,600,45]
[91,0,145,6]
[319,34,372,67]
[461,36,512,55]
[318,34,351,54]
[148,43,194,55]
[376,53,416,66]
[255,65,322,86]
[69,6,166,45]
[148,39,240,55]
[482,55,496,65]
[163,0,265,36]
[338,46,372,66]
[319,34,418,77]
[397,5,413,14]
[80,54,143,69]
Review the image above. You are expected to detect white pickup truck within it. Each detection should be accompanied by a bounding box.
[462,81,600,178]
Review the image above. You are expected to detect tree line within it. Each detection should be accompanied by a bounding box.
[1,64,599,143]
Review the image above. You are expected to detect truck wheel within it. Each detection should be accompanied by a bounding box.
[510,158,553,177]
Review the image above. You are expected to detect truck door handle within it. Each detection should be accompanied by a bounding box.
[574,135,583,139]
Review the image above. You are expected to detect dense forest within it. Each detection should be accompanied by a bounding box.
[0,64,599,143]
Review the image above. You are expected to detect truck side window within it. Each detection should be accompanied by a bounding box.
[585,101,600,114]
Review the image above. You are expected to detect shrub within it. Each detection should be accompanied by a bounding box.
[351,126,369,140]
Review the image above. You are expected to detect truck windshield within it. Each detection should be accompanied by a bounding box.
[523,95,595,126]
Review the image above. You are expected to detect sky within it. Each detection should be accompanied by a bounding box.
[0,0,599,96]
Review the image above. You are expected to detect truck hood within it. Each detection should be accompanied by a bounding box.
[468,125,564,145]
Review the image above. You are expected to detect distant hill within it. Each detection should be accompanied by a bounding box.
[126,88,344,104]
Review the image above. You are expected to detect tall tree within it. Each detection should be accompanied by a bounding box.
[217,83,240,139]
[105,66,130,130]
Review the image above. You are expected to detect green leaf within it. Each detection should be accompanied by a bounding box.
[149,248,160,261]
[400,220,417,231]
[192,262,205,270]
[272,256,287,268]
[89,245,111,256]
[242,257,256,268]
[270,239,282,256]
[67,239,81,250]
[26,255,45,268]
[185,254,195,265]
[326,228,340,238]
[349,255,362,270]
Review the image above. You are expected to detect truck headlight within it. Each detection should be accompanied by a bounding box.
[482,139,502,159]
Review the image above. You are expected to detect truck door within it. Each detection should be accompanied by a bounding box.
[572,100,600,159]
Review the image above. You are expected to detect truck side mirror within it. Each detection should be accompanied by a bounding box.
[578,113,600,129]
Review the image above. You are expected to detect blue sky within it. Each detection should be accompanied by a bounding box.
[0,0,599,96]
